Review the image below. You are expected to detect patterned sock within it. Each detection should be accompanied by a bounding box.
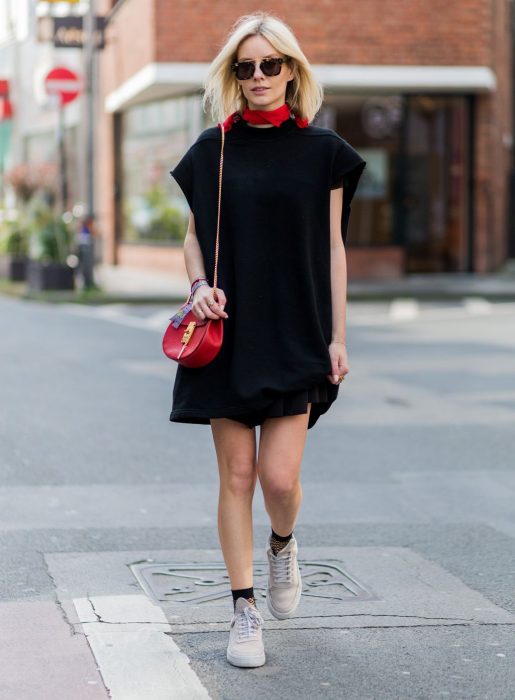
[270,528,293,555]
[231,587,256,609]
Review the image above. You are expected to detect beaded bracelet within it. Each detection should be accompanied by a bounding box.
[170,279,209,328]
[190,279,210,297]
[190,276,208,288]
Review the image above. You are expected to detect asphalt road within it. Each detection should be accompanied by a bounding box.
[1,295,515,699]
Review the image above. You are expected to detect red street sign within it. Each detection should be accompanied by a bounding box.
[0,79,13,120]
[44,66,81,106]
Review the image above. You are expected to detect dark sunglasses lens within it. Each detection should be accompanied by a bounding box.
[261,58,283,76]
[236,61,255,80]
[234,58,285,79]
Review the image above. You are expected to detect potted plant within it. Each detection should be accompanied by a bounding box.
[26,206,75,291]
[0,220,30,281]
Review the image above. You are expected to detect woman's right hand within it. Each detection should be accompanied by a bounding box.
[191,285,228,321]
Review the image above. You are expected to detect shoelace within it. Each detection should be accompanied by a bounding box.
[270,551,294,584]
[237,605,263,641]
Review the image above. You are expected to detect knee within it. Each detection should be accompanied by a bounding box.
[221,459,256,498]
[260,470,300,503]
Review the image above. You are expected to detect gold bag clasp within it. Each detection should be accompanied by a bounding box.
[181,321,196,345]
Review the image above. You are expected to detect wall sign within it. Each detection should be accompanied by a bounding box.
[53,16,105,49]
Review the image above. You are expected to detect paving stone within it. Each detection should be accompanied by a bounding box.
[46,547,515,635]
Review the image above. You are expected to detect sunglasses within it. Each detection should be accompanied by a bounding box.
[231,56,288,81]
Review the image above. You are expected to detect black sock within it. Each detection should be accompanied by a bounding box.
[231,587,256,609]
[270,528,293,555]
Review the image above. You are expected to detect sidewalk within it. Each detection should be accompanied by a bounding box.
[95,261,515,302]
[3,262,515,304]
[95,264,190,301]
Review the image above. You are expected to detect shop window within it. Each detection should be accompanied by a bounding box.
[319,96,402,248]
[321,94,470,272]
[121,95,203,245]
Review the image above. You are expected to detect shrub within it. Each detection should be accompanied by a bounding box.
[0,221,30,257]
[28,207,72,264]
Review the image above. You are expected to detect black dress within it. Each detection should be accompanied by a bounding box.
[169,116,366,429]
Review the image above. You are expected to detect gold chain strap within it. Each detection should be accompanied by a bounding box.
[212,124,225,297]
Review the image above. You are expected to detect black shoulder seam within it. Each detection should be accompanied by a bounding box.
[294,127,347,144]
[194,127,222,144]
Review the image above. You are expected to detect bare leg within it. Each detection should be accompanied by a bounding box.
[257,404,311,536]
[210,418,258,590]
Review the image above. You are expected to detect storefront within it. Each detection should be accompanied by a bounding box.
[320,94,472,275]
[99,0,511,279]
[120,95,206,246]
[114,91,474,278]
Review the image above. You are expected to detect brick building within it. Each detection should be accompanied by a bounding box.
[97,0,513,279]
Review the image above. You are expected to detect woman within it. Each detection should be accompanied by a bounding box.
[169,12,366,668]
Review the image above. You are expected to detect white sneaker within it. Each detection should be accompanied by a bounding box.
[226,598,265,668]
[266,535,302,620]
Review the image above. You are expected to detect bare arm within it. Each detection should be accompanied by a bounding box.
[326,186,349,384]
[183,212,207,282]
[183,212,228,321]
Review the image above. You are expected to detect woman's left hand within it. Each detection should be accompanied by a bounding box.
[326,341,349,385]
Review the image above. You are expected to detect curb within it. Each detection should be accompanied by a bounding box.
[3,280,515,305]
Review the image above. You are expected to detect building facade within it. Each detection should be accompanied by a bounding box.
[0,1,89,216]
[98,0,513,279]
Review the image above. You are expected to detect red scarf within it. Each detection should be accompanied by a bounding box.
[222,103,308,132]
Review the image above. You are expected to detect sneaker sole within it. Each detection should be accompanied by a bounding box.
[227,650,266,668]
[266,563,302,620]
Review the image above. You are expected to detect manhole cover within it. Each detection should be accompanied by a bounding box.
[129,560,377,605]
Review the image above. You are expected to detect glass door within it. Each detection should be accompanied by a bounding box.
[397,96,470,273]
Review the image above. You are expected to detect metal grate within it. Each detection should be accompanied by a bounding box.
[129,559,377,605]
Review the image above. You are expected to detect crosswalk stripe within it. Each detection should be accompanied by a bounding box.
[73,595,210,700]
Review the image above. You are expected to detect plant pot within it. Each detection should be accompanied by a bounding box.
[27,261,75,291]
[0,255,28,282]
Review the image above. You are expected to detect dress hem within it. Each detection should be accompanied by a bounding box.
[169,375,339,430]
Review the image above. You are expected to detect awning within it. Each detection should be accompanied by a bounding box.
[105,62,497,113]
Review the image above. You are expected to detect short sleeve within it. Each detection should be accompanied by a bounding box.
[170,148,194,211]
[331,140,366,244]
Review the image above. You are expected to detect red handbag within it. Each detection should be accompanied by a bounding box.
[162,124,225,368]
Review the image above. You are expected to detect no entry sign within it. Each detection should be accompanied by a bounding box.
[44,66,81,106]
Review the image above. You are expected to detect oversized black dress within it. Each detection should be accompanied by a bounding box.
[169,115,366,429]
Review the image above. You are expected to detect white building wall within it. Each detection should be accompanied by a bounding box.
[0,0,88,204]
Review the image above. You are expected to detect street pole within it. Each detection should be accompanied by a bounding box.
[509,1,515,259]
[84,0,96,219]
[57,102,68,211]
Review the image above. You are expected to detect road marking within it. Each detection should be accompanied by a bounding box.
[389,299,420,321]
[61,304,164,332]
[146,309,177,329]
[61,298,515,332]
[463,297,493,315]
[73,594,210,700]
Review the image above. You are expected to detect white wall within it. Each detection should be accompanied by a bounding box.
[0,0,88,201]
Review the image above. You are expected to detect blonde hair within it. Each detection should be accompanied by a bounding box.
[202,12,323,124]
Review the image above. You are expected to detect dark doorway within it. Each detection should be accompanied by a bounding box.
[397,95,471,273]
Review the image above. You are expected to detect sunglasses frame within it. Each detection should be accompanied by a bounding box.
[230,56,289,81]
